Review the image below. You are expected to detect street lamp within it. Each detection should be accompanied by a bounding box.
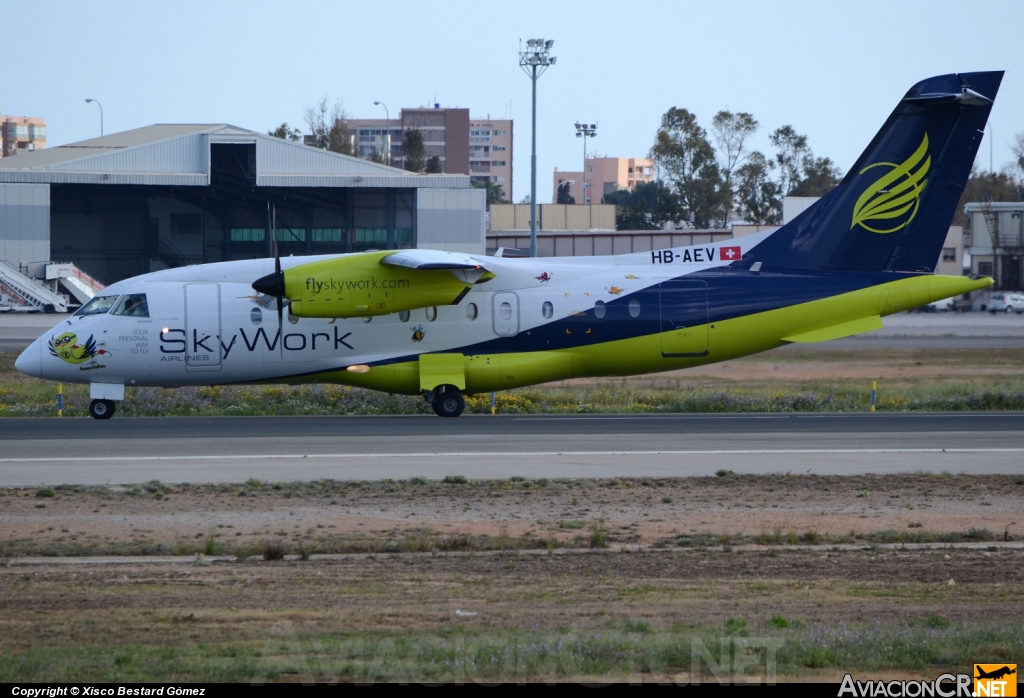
[519,38,556,257]
[374,101,391,165]
[85,99,103,137]
[575,122,597,204]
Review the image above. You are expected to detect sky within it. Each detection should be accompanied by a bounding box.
[3,0,1022,202]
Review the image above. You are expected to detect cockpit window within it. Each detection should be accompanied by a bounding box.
[74,295,121,317]
[111,294,150,318]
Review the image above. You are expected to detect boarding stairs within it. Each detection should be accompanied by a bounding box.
[0,260,69,313]
[45,262,105,306]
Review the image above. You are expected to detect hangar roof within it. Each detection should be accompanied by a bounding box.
[0,124,471,189]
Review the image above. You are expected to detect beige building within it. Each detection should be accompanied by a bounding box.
[1,116,46,157]
[553,157,654,204]
[469,118,512,201]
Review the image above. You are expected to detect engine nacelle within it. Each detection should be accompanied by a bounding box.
[284,251,475,319]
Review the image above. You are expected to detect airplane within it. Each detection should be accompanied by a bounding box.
[15,71,1002,420]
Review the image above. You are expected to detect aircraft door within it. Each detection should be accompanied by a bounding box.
[492,292,519,336]
[659,279,709,357]
[184,283,223,371]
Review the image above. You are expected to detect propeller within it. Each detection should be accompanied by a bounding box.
[252,201,285,357]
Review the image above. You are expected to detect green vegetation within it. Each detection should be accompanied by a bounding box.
[4,349,1024,417]
[1,619,1019,682]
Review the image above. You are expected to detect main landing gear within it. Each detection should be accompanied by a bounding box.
[427,385,465,418]
[89,399,116,420]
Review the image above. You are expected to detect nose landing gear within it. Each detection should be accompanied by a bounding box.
[89,399,116,420]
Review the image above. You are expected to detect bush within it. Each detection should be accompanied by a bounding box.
[35,488,56,498]
[262,540,287,561]
[442,475,468,484]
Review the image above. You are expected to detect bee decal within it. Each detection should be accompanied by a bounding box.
[606,286,625,295]
[535,272,552,282]
[410,325,425,342]
[625,274,640,280]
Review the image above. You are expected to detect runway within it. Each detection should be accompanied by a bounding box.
[1,412,1021,486]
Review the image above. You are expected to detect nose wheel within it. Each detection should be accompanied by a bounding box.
[431,386,465,418]
[89,399,116,420]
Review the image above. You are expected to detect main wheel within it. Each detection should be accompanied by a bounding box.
[1006,306,1015,314]
[431,386,465,418]
[89,399,116,420]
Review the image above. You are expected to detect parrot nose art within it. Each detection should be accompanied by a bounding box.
[14,340,42,378]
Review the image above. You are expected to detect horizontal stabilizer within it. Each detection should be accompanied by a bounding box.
[783,315,883,343]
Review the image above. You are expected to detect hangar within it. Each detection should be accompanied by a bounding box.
[0,124,485,287]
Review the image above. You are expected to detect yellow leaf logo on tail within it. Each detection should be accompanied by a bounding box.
[851,133,931,233]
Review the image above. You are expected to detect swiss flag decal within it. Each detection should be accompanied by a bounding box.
[720,246,742,261]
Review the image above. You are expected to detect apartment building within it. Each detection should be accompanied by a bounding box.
[346,107,512,199]
[553,157,654,204]
[1,115,46,157]
[468,117,512,201]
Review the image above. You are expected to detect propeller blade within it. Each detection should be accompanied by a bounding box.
[272,204,283,358]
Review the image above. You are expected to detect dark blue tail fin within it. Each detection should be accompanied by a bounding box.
[746,71,1003,273]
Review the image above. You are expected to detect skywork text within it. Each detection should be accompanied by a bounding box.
[306,276,409,293]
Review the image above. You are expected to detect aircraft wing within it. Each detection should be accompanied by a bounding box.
[381,249,487,271]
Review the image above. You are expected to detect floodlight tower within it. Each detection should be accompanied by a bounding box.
[575,122,597,203]
[519,38,556,257]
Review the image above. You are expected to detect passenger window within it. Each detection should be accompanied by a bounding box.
[466,303,478,320]
[499,302,512,320]
[542,301,553,319]
[426,306,437,322]
[399,310,411,322]
[594,300,606,319]
[75,295,121,317]
[628,299,641,318]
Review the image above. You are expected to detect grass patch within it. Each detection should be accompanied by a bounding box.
[4,348,1024,417]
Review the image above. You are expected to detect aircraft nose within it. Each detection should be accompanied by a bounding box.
[14,341,42,378]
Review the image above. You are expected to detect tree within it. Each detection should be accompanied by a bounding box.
[792,155,843,197]
[650,107,730,228]
[424,155,443,173]
[367,148,385,164]
[952,167,1024,225]
[303,98,352,155]
[1013,131,1024,177]
[769,125,810,197]
[268,123,302,142]
[711,111,759,184]
[604,181,682,230]
[734,152,782,224]
[402,129,426,173]
[556,181,575,204]
[471,179,507,205]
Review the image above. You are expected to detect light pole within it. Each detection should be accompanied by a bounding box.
[575,122,597,204]
[519,38,556,257]
[374,101,390,165]
[85,99,103,137]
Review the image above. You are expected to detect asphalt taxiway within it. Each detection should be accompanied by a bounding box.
[0,412,1021,486]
